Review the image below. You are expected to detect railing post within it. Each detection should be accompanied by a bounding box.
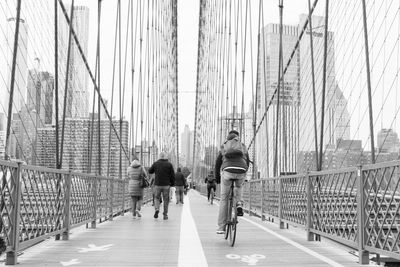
[91,177,98,229]
[357,165,369,264]
[260,179,264,221]
[6,162,22,265]
[279,178,284,229]
[306,172,314,241]
[109,179,114,221]
[62,170,72,240]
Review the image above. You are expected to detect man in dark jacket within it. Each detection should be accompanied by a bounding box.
[174,168,187,204]
[204,170,216,202]
[215,130,249,234]
[148,151,175,220]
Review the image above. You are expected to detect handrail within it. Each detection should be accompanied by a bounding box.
[0,161,152,264]
[241,162,400,263]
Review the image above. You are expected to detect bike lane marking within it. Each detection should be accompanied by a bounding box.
[241,217,345,267]
[178,195,208,267]
[209,196,345,267]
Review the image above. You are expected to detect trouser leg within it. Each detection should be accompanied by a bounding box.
[162,187,170,215]
[154,186,162,211]
[217,177,231,230]
[132,197,137,214]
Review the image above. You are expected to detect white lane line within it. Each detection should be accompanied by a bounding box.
[204,194,344,267]
[178,194,208,267]
[242,217,345,267]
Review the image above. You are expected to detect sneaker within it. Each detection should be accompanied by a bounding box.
[163,215,168,220]
[132,215,136,219]
[154,210,159,219]
[236,202,244,216]
[216,230,225,234]
[136,210,141,218]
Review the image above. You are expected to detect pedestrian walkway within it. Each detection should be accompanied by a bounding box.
[3,190,376,266]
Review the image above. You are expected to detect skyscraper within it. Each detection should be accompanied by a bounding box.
[58,5,90,118]
[181,124,194,167]
[298,15,350,153]
[255,23,300,178]
[377,128,400,153]
[27,69,55,126]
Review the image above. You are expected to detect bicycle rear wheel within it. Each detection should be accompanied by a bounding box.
[224,193,232,240]
[210,188,214,204]
[228,201,237,246]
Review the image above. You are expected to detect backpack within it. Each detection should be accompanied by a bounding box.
[138,168,149,188]
[222,137,246,159]
[207,175,216,184]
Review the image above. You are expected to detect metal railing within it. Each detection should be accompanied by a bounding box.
[197,161,400,264]
[244,161,400,264]
[0,159,152,265]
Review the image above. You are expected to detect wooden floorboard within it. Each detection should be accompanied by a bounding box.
[1,190,378,266]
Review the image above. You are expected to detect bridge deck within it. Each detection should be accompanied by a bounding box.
[7,191,375,266]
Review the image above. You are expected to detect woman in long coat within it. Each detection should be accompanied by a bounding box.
[127,159,147,218]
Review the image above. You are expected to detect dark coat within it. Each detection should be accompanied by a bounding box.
[175,171,187,187]
[148,159,175,186]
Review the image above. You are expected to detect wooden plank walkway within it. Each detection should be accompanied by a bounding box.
[2,190,377,266]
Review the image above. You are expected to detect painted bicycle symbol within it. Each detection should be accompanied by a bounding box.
[226,254,266,265]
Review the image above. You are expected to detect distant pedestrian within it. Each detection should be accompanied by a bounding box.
[148,152,175,220]
[175,167,187,204]
[127,159,148,219]
[205,170,216,202]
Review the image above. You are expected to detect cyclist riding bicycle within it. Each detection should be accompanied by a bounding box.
[205,170,216,202]
[215,130,249,234]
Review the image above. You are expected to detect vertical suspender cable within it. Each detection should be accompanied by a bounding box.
[88,1,101,174]
[4,0,22,160]
[129,0,139,160]
[308,0,319,170]
[361,0,375,164]
[240,0,249,139]
[59,1,75,168]
[118,0,122,179]
[174,0,179,167]
[106,4,120,176]
[318,0,329,170]
[273,0,283,177]
[193,0,204,173]
[55,0,60,167]
[251,0,263,179]
[88,33,99,174]
[97,0,102,175]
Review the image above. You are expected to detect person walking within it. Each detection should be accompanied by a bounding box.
[148,152,175,220]
[215,130,250,234]
[175,167,187,204]
[127,159,148,219]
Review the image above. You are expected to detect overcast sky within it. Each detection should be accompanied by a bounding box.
[70,0,322,135]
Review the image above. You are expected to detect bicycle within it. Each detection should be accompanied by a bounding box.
[224,179,238,246]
